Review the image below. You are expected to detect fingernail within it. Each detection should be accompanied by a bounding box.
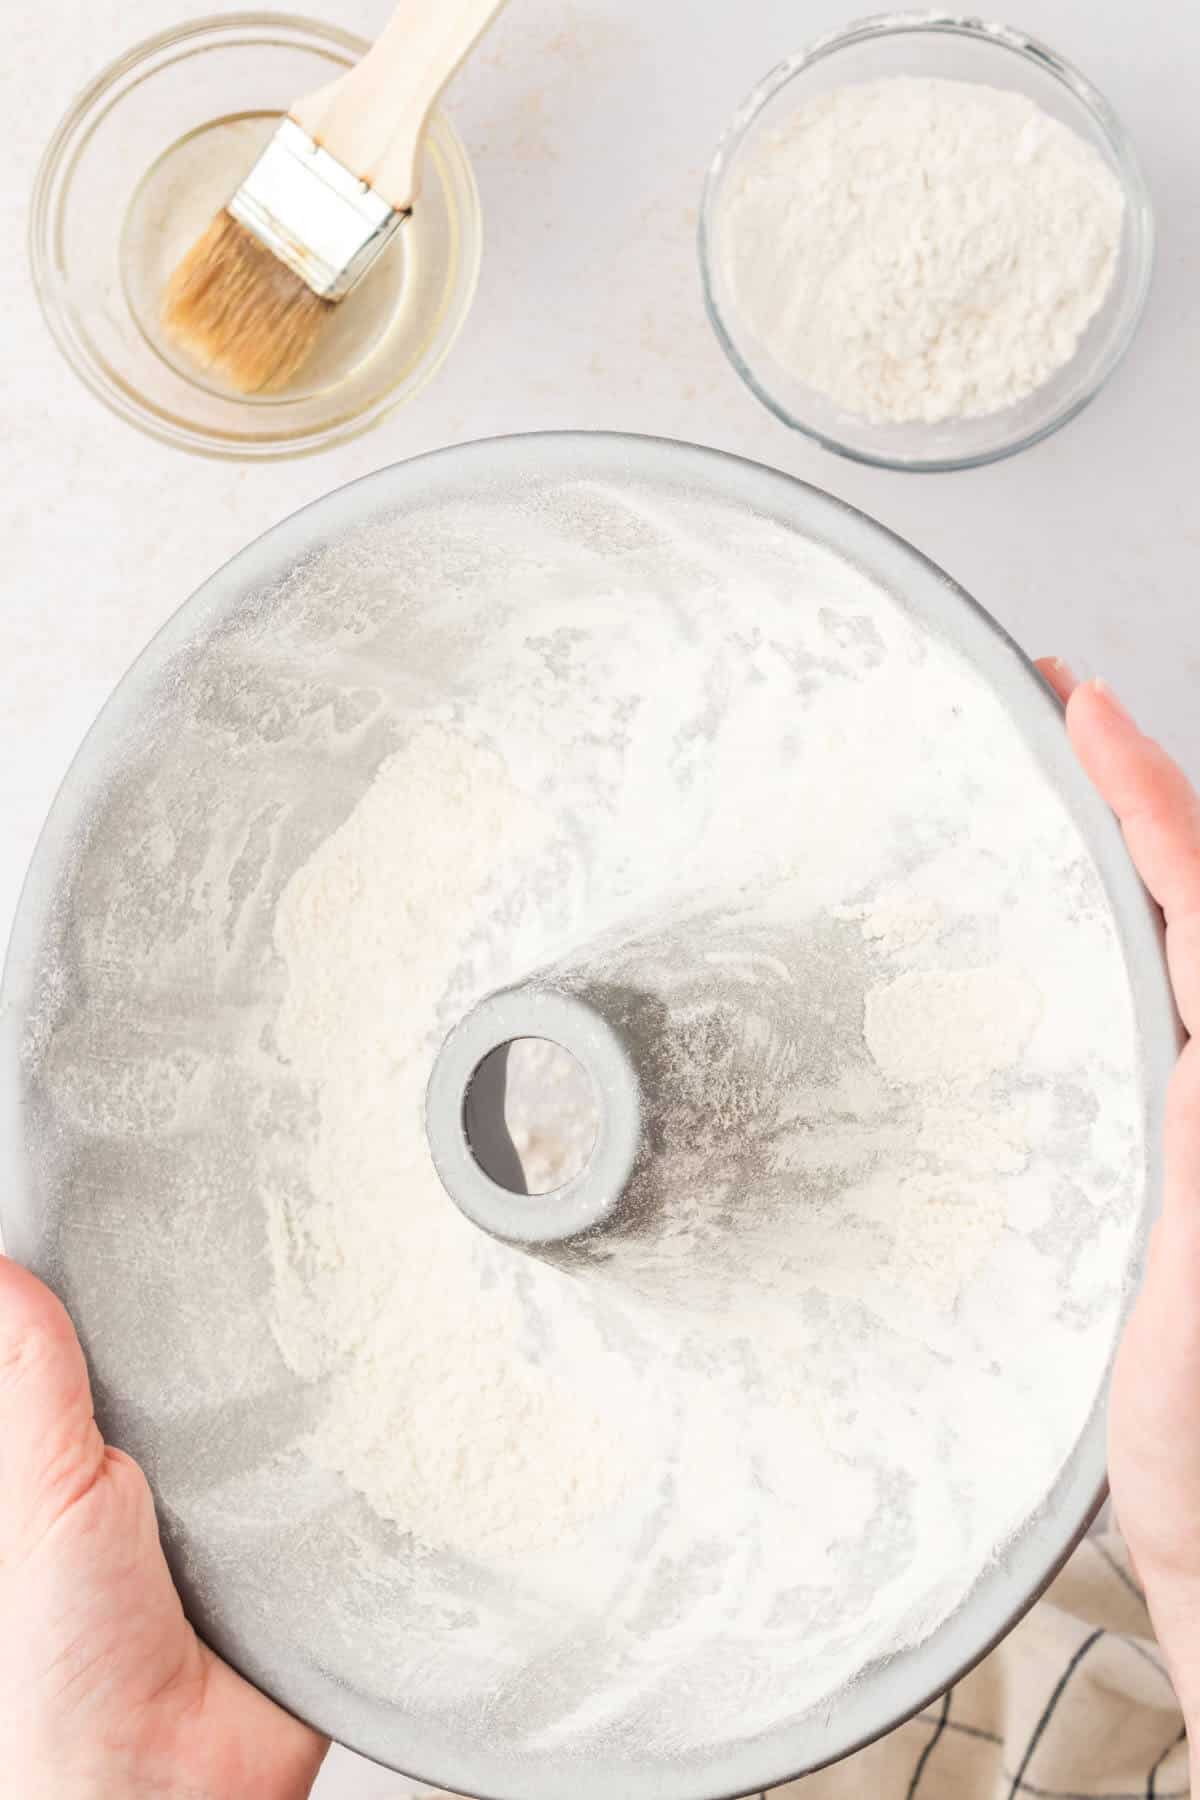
[1050,657,1080,686]
[1093,678,1137,727]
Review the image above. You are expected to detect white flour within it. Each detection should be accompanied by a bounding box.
[268,725,632,1554]
[863,965,1043,1087]
[717,77,1125,423]
[34,473,1145,1766]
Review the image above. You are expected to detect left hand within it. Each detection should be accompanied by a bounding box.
[0,1254,330,1800]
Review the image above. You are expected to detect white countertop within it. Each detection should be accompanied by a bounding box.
[3,2,1197,1794]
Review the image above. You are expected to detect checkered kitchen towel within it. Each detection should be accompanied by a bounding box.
[769,1531,1187,1799]
[411,1532,1189,1800]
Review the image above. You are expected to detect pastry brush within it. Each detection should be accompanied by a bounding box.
[163,0,506,393]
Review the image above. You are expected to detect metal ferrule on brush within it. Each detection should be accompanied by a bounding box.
[229,118,405,301]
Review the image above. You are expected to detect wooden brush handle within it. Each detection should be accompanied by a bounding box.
[290,0,508,212]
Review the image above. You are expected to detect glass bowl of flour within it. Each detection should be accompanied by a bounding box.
[700,14,1154,471]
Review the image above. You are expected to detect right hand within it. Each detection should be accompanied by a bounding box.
[1040,663,1200,1766]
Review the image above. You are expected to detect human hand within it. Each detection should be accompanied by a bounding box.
[1039,661,1200,1767]
[0,1255,329,1800]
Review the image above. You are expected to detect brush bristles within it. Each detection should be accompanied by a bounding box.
[162,212,332,394]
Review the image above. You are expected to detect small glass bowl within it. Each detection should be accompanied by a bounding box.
[29,13,483,460]
[699,14,1154,472]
